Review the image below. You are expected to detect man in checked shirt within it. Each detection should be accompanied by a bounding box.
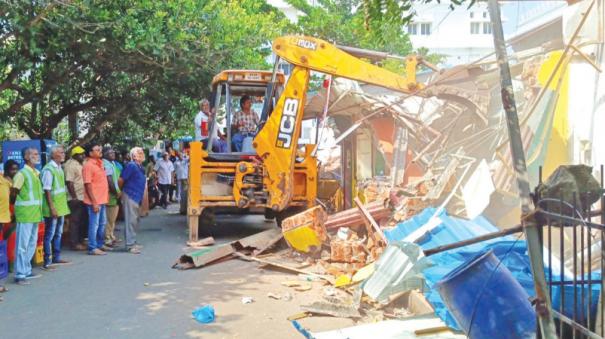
[231,95,259,152]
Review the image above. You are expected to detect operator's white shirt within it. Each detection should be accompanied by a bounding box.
[194,111,209,141]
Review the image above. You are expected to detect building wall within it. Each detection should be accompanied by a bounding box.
[407,1,494,66]
[407,0,567,67]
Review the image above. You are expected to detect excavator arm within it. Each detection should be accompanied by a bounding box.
[254,36,423,212]
[274,36,422,92]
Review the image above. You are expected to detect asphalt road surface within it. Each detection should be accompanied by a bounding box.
[0,204,354,339]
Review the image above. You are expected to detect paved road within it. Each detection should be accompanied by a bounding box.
[0,205,352,339]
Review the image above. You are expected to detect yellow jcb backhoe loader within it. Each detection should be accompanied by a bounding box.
[187,36,424,241]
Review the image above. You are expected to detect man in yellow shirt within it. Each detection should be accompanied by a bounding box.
[0,160,18,224]
[0,160,19,299]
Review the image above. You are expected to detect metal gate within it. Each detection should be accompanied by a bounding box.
[536,165,605,338]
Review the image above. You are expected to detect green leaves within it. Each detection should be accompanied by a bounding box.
[287,0,412,56]
[0,0,289,145]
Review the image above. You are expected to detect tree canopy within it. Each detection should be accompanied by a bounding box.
[1,0,449,148]
[0,0,287,147]
[287,0,412,56]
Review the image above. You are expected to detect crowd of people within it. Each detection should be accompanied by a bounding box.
[0,95,252,300]
[146,148,189,213]
[0,142,148,297]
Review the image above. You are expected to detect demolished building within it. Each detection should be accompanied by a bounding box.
[182,1,605,337]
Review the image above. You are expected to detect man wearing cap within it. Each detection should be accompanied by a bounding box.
[82,143,110,255]
[103,147,121,247]
[64,146,87,250]
[41,145,71,270]
[11,147,44,285]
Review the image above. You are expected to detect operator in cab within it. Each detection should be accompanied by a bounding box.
[232,95,259,152]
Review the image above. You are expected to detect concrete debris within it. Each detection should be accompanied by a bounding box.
[174,228,283,269]
[329,237,367,263]
[301,301,362,319]
[282,206,328,253]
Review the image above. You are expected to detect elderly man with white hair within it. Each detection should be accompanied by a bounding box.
[41,144,71,270]
[11,147,44,285]
[118,147,147,254]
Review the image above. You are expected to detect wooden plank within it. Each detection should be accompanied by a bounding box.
[189,245,236,268]
[234,252,334,284]
[300,301,361,318]
[354,197,387,244]
[235,227,282,250]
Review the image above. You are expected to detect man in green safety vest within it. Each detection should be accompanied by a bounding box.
[41,145,71,270]
[103,146,121,247]
[11,147,44,285]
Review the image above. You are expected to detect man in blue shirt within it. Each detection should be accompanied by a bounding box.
[118,147,147,254]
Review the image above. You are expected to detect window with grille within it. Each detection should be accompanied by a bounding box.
[470,22,481,34]
[483,22,492,34]
[420,23,431,35]
[407,23,418,35]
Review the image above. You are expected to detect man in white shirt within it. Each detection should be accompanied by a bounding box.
[154,152,174,209]
[194,99,211,142]
[174,153,189,215]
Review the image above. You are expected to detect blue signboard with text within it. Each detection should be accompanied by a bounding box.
[1,139,57,171]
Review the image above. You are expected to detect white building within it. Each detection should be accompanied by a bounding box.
[406,0,567,66]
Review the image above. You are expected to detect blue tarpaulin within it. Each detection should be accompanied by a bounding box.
[384,207,601,330]
[385,208,534,329]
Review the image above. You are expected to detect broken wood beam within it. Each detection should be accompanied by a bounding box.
[354,197,388,244]
[300,301,362,318]
[234,252,335,284]
[177,227,284,269]
[326,201,390,230]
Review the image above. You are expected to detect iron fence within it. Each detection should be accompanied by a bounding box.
[536,165,605,338]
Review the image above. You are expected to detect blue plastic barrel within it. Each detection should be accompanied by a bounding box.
[436,250,536,339]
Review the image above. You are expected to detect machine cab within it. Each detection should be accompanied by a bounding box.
[205,70,286,159]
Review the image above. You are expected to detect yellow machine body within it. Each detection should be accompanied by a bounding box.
[188,37,422,241]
